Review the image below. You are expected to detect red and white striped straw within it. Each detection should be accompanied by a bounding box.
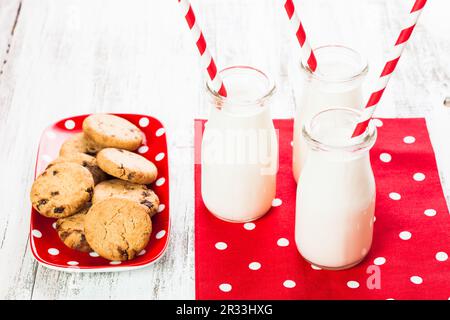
[352,0,427,137]
[282,0,317,72]
[178,0,227,97]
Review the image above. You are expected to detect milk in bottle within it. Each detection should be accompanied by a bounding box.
[295,107,376,270]
[201,66,278,222]
[292,45,368,181]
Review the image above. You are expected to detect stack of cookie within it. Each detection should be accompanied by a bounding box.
[30,114,160,261]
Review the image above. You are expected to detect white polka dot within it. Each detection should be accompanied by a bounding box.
[403,136,416,144]
[283,280,296,288]
[155,177,165,187]
[380,153,392,163]
[157,204,165,213]
[215,242,227,250]
[139,117,149,127]
[67,261,79,266]
[424,209,436,217]
[219,283,232,292]
[31,229,42,238]
[389,192,401,200]
[64,120,75,130]
[373,119,383,127]
[311,264,322,270]
[155,152,165,161]
[413,172,425,181]
[89,252,100,257]
[52,222,57,229]
[399,231,412,240]
[277,238,289,247]
[110,261,122,265]
[42,154,52,163]
[410,276,423,284]
[374,257,386,265]
[46,131,56,139]
[138,249,146,256]
[155,230,166,239]
[243,223,255,231]
[155,128,165,137]
[347,281,360,289]
[48,248,59,256]
[249,262,261,270]
[138,146,149,154]
[272,198,282,207]
[436,252,448,262]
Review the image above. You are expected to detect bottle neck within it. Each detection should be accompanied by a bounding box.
[302,107,377,159]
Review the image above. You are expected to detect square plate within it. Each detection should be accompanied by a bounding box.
[29,114,170,272]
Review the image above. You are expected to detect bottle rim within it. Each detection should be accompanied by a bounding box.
[206,65,276,108]
[302,107,377,153]
[300,44,368,84]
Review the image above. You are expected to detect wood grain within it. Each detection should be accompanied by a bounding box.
[0,0,449,299]
[0,0,21,76]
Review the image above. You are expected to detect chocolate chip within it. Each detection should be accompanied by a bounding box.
[75,234,88,250]
[140,200,154,209]
[36,198,48,209]
[59,231,70,241]
[86,187,94,196]
[141,191,150,197]
[54,206,65,213]
[52,170,59,176]
[117,247,128,260]
[127,172,135,180]
[117,149,124,153]
[50,191,59,196]
[82,161,89,167]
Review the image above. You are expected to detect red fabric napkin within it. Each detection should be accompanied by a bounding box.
[194,118,450,300]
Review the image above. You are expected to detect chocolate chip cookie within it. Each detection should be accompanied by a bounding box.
[55,207,91,252]
[96,148,158,184]
[93,179,160,217]
[59,132,103,156]
[49,152,108,185]
[84,198,152,261]
[82,114,143,151]
[30,162,94,218]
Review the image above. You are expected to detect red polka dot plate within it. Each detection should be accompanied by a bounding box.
[29,114,170,272]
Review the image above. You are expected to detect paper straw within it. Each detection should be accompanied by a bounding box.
[352,0,427,137]
[282,0,317,72]
[178,0,227,97]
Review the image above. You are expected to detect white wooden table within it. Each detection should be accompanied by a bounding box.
[0,0,449,300]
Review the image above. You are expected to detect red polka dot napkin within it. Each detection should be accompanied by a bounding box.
[194,118,449,300]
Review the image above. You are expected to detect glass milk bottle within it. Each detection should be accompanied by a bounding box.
[295,107,377,270]
[201,66,278,222]
[292,45,368,182]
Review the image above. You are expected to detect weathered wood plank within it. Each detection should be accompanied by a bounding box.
[0,0,21,76]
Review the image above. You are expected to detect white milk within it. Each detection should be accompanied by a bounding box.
[292,45,367,182]
[201,66,278,222]
[295,108,376,270]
